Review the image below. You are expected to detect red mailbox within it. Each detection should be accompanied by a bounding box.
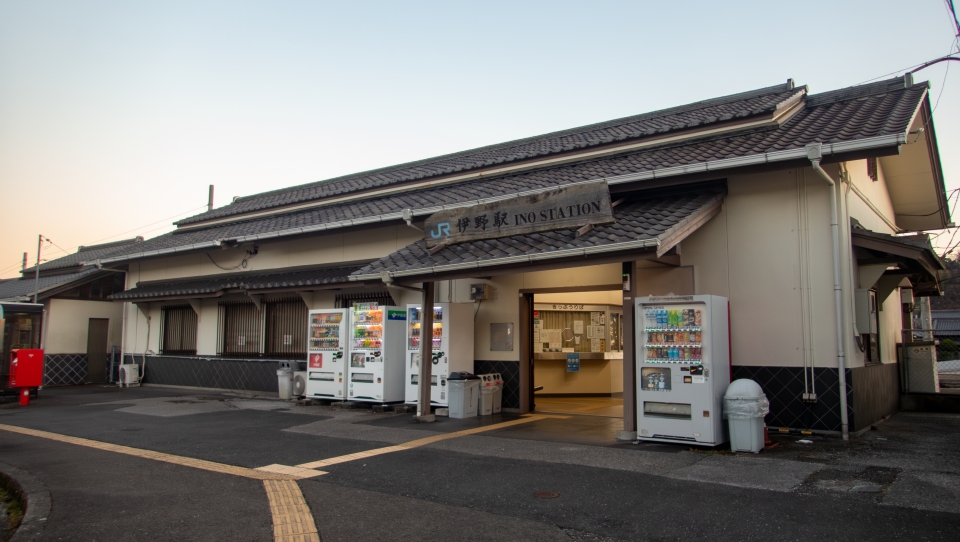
[9,349,43,406]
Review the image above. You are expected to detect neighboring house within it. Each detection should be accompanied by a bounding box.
[99,76,948,439]
[932,310,960,338]
[0,238,142,387]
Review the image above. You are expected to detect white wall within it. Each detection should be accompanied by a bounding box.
[45,299,123,354]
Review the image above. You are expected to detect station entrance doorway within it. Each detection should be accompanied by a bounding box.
[528,287,625,418]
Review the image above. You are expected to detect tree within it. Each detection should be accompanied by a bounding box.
[931,257,960,310]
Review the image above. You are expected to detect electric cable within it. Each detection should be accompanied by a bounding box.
[206,250,257,271]
[2,203,209,277]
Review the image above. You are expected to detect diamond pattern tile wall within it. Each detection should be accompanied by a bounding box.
[43,354,87,386]
[127,355,281,393]
[475,360,520,409]
[732,366,854,432]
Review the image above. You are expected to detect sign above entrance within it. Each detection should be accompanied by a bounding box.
[423,181,615,249]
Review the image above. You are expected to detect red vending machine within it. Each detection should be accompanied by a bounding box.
[9,349,44,405]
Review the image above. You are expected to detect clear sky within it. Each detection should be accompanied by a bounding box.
[1,0,958,278]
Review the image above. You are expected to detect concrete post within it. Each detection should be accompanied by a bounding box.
[417,281,436,422]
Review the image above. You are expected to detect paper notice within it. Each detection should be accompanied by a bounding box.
[574,320,584,334]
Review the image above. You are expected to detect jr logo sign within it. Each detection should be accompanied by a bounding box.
[429,222,451,240]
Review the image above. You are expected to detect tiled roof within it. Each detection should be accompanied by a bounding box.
[22,237,143,274]
[110,264,365,301]
[100,77,930,266]
[176,82,802,226]
[352,189,725,279]
[0,268,103,302]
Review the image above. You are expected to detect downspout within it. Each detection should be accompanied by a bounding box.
[838,164,860,355]
[807,143,850,440]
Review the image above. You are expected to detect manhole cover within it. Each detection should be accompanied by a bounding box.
[534,491,559,499]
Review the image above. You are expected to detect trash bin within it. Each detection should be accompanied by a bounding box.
[277,367,294,400]
[491,373,503,414]
[723,379,769,453]
[448,372,480,418]
[478,373,502,415]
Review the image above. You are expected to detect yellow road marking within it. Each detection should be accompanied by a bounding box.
[0,423,315,481]
[295,413,569,470]
[263,479,321,542]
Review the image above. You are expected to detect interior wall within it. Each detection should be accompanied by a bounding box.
[534,359,621,394]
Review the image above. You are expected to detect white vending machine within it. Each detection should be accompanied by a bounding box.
[305,309,349,400]
[405,303,475,406]
[635,295,730,445]
[347,303,406,403]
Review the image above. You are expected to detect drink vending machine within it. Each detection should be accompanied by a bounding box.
[405,303,475,406]
[347,303,406,403]
[635,295,730,445]
[305,308,349,400]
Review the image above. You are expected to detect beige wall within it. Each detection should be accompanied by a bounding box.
[131,225,423,284]
[845,159,898,235]
[45,299,123,354]
[121,162,911,371]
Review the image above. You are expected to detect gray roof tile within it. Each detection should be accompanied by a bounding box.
[176,82,801,225]
[102,77,929,264]
[22,237,144,274]
[353,189,725,278]
[110,264,365,301]
[0,268,103,302]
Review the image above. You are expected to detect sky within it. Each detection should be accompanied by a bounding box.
[1,0,958,278]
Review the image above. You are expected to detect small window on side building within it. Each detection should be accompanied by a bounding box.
[867,158,878,181]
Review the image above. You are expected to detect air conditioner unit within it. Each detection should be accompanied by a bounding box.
[293,371,307,397]
[118,364,140,386]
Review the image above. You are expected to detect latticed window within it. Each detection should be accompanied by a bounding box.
[160,305,197,355]
[217,301,262,357]
[264,297,307,359]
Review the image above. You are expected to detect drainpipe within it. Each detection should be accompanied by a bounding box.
[807,143,849,441]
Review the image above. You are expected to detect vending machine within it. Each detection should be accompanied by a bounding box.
[305,309,349,400]
[405,303,475,406]
[347,303,406,403]
[635,295,730,445]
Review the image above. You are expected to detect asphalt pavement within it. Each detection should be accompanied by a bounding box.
[0,385,958,541]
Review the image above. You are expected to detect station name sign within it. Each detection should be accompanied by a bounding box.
[424,181,615,249]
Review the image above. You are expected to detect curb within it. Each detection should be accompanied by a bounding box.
[0,461,51,542]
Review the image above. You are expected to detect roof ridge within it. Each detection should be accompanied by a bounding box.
[806,76,928,108]
[176,81,799,226]
[77,236,144,253]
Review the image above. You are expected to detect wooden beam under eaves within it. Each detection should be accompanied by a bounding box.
[187,299,202,319]
[248,294,263,312]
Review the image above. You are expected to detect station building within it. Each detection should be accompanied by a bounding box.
[94,76,947,439]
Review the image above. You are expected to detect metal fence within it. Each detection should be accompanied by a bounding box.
[901,329,960,394]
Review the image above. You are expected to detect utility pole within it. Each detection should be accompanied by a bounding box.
[33,235,43,303]
[21,252,27,272]
[208,185,215,212]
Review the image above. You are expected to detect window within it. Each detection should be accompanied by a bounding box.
[867,158,878,181]
[217,301,261,357]
[160,305,198,355]
[264,297,307,359]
